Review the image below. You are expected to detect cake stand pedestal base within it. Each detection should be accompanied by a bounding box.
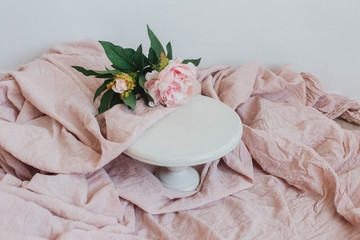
[156,166,200,191]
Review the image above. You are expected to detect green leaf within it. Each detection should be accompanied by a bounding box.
[93,69,119,75]
[143,66,153,73]
[148,47,158,65]
[133,44,144,69]
[159,53,169,71]
[146,25,165,59]
[72,66,113,78]
[98,89,114,114]
[142,53,150,67]
[139,76,154,102]
[110,65,129,73]
[105,67,118,76]
[166,42,172,59]
[93,78,113,102]
[99,41,135,70]
[182,58,201,67]
[124,48,135,59]
[72,66,96,76]
[123,92,136,110]
[110,92,123,108]
[139,76,147,92]
[159,58,169,71]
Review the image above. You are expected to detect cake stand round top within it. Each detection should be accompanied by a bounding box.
[124,95,243,167]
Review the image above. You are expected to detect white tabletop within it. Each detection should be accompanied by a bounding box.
[125,95,243,167]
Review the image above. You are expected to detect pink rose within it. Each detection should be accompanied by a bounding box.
[112,78,128,94]
[144,59,200,107]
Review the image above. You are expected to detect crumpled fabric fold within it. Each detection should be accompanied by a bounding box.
[0,40,360,239]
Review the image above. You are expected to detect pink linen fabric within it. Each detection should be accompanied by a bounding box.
[0,40,360,239]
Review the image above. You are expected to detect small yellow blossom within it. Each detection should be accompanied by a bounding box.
[107,81,114,89]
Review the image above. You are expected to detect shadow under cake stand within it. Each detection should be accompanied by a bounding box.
[124,95,243,191]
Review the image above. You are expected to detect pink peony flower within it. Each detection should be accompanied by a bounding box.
[144,59,200,107]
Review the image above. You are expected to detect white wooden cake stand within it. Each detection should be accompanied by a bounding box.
[124,95,243,191]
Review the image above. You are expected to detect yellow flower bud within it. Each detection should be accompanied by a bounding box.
[113,72,136,100]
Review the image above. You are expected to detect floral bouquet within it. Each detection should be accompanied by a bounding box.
[72,25,201,113]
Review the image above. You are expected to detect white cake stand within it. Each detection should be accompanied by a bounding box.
[124,95,243,191]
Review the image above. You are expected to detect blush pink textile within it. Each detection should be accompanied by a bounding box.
[1,40,360,239]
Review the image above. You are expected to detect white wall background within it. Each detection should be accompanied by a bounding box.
[1,0,359,102]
